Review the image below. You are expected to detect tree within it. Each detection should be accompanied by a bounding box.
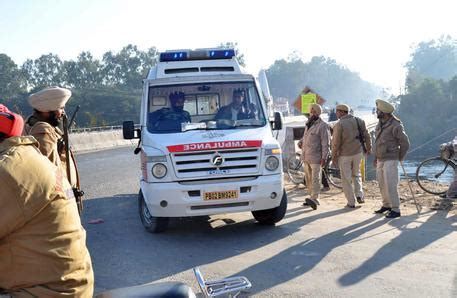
[21,53,65,90]
[405,36,457,91]
[398,77,457,156]
[265,55,380,109]
[101,44,158,90]
[64,52,102,89]
[0,54,26,99]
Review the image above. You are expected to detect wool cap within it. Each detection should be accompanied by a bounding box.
[336,104,350,112]
[376,99,394,113]
[0,104,24,137]
[28,87,71,112]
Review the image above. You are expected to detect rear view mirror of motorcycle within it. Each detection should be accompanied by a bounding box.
[193,266,252,297]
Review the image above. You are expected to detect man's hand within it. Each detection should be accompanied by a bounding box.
[366,149,371,155]
[373,159,377,167]
[297,140,303,149]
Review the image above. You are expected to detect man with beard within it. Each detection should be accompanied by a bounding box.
[331,104,372,208]
[215,89,255,121]
[148,91,191,131]
[373,99,410,218]
[0,104,94,297]
[299,103,330,210]
[24,87,78,189]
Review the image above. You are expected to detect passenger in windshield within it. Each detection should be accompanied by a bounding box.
[148,91,191,131]
[215,89,256,121]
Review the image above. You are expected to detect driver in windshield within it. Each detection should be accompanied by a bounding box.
[215,89,255,121]
[148,91,191,131]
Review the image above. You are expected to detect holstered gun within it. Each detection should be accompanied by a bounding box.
[62,107,83,215]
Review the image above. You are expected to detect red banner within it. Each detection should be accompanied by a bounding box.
[167,140,262,152]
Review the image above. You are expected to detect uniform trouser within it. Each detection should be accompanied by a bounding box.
[303,162,321,200]
[339,152,363,206]
[376,160,400,212]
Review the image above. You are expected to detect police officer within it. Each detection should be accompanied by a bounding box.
[300,103,330,210]
[373,99,410,218]
[24,86,78,188]
[331,104,371,208]
[0,104,94,297]
[148,91,191,131]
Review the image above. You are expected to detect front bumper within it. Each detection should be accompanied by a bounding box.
[140,174,284,217]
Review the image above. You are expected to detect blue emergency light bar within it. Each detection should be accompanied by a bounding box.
[159,49,235,62]
[160,52,188,62]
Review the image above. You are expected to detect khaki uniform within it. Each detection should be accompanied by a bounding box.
[374,117,410,212]
[300,118,330,200]
[332,114,372,205]
[24,115,78,187]
[0,136,93,297]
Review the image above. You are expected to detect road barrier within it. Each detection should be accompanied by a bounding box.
[70,126,136,153]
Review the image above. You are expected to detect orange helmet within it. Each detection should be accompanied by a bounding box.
[0,104,24,138]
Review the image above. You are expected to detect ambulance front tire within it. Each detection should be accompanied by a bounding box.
[251,190,287,225]
[138,190,169,233]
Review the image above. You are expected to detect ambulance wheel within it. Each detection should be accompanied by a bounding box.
[138,190,169,233]
[252,190,287,225]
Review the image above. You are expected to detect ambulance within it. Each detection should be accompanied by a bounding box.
[123,48,287,233]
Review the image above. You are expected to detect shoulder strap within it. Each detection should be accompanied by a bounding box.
[355,117,367,153]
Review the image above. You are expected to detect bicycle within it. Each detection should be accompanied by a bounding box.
[415,156,456,195]
[287,152,342,189]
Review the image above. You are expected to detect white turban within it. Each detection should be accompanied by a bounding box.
[28,87,71,112]
[336,104,350,112]
[309,103,322,115]
[376,99,394,114]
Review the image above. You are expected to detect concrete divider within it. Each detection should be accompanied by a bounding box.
[70,129,136,153]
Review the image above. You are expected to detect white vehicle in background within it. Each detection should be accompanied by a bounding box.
[123,48,286,233]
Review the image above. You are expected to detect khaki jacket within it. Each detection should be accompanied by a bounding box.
[331,114,372,161]
[24,115,78,187]
[374,116,410,161]
[301,117,330,164]
[0,136,93,297]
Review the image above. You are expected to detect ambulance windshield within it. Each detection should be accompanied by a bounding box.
[146,81,266,133]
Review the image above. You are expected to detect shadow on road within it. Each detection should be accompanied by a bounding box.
[83,193,351,293]
[338,211,456,286]
[230,215,386,294]
[83,193,456,295]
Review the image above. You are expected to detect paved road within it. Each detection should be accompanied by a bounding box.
[78,147,457,297]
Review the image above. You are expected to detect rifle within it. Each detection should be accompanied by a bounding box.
[355,117,368,154]
[62,106,84,215]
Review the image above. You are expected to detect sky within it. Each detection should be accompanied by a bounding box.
[1,0,456,95]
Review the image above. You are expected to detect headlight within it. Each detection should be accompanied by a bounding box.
[152,163,167,178]
[265,156,279,171]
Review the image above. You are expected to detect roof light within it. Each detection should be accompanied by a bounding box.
[159,49,235,62]
[209,49,235,59]
[160,52,188,62]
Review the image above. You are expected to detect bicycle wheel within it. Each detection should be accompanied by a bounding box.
[324,157,342,189]
[287,153,305,185]
[416,157,454,195]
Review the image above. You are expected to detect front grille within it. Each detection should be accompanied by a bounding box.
[171,148,260,179]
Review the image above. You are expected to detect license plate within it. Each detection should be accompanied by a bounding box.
[204,190,239,200]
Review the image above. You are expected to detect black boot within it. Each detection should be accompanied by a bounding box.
[374,206,391,214]
[385,210,401,218]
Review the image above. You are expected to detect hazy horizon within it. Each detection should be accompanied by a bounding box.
[2,0,456,95]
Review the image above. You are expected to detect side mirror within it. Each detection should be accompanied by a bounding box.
[270,111,283,131]
[123,121,140,139]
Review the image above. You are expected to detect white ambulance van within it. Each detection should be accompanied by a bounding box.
[123,48,287,233]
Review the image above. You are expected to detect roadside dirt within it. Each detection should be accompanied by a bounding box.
[285,178,457,215]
